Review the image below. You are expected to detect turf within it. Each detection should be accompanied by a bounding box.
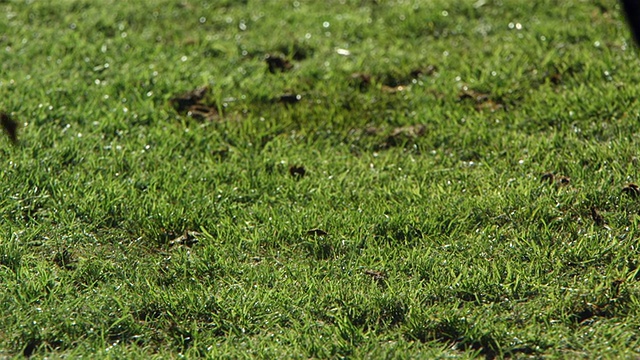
[2,0,640,358]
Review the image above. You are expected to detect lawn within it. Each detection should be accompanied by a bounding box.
[2,0,640,358]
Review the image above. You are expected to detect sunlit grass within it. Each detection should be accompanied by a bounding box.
[1,0,640,358]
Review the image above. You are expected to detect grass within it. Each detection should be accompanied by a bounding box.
[2,0,640,358]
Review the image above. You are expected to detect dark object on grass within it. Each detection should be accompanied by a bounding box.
[621,0,640,45]
[185,103,219,121]
[169,230,200,247]
[556,176,571,187]
[265,54,292,73]
[53,248,76,270]
[1,112,18,144]
[289,165,306,179]
[170,86,208,113]
[363,269,386,282]
[540,172,554,184]
[590,207,607,227]
[410,64,437,78]
[170,86,219,121]
[23,338,41,357]
[278,93,302,104]
[622,183,640,198]
[306,228,328,236]
[376,124,426,150]
[349,72,372,90]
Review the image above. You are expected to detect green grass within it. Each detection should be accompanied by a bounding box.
[2,0,640,358]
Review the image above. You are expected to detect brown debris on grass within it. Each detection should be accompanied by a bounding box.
[377,124,426,150]
[590,207,608,228]
[1,112,18,144]
[363,126,380,136]
[170,86,208,112]
[622,183,640,198]
[382,64,437,87]
[381,84,407,93]
[363,269,386,282]
[349,72,372,90]
[277,93,302,104]
[265,53,293,73]
[556,176,571,187]
[475,99,504,112]
[540,173,571,188]
[168,230,200,247]
[289,165,306,179]
[349,64,436,92]
[185,104,219,121]
[52,248,76,270]
[389,124,426,139]
[458,85,504,112]
[540,172,555,184]
[275,41,313,61]
[409,64,437,78]
[306,228,328,236]
[170,86,219,121]
[547,71,562,85]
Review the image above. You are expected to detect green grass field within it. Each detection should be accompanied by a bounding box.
[2,0,640,358]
